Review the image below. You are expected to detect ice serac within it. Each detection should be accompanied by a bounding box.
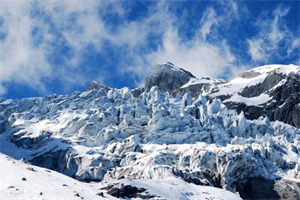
[144,62,195,94]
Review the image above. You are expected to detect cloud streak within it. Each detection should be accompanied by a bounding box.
[247,5,299,64]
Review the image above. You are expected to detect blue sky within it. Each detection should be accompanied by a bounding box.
[0,0,299,99]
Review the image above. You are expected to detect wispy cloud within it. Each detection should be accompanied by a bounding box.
[200,8,218,41]
[247,5,299,63]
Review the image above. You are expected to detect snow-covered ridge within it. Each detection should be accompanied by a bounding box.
[209,64,300,101]
[249,64,300,75]
[205,64,300,129]
[143,62,300,127]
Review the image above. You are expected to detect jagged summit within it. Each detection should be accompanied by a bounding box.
[144,62,195,93]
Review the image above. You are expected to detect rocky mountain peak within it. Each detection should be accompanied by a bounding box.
[144,62,195,93]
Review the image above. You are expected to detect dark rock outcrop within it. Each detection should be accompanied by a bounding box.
[270,72,300,128]
[131,88,144,98]
[105,184,157,199]
[236,177,300,200]
[239,72,285,98]
[293,104,300,128]
[172,79,213,98]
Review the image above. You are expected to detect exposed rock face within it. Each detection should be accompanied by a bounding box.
[144,62,195,93]
[270,72,300,128]
[218,70,300,128]
[236,177,300,200]
[293,104,300,128]
[172,77,224,98]
[131,88,144,98]
[239,72,285,97]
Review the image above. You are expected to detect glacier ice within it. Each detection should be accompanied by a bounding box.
[0,84,299,199]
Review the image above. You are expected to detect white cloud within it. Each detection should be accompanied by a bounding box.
[0,0,151,95]
[0,0,51,94]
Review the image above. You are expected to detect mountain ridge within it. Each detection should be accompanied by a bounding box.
[90,62,300,127]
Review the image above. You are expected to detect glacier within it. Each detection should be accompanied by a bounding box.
[0,63,300,199]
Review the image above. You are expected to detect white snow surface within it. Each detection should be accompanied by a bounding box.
[181,77,223,89]
[0,153,109,200]
[223,93,271,106]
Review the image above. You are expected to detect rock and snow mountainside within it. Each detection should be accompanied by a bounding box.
[0,62,300,199]
[209,64,300,128]
[144,63,300,128]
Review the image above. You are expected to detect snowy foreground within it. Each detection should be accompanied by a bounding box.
[0,153,241,200]
[0,64,300,199]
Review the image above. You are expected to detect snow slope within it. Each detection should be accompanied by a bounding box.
[0,153,109,200]
[0,153,241,200]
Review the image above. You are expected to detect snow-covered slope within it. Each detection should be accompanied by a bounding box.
[0,63,300,199]
[0,153,109,200]
[0,153,241,200]
[209,64,300,106]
